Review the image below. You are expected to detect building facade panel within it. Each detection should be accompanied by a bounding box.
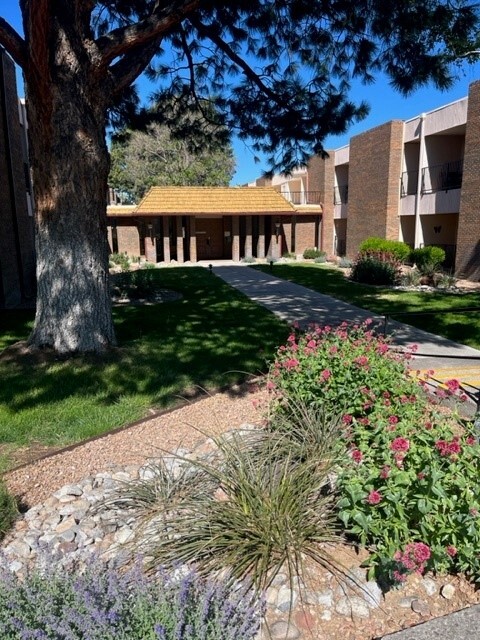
[0,48,35,307]
[456,81,480,280]
[346,121,403,257]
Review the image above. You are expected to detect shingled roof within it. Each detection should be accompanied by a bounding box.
[130,186,297,216]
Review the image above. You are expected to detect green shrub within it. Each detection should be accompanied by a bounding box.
[338,256,352,268]
[109,252,131,272]
[282,251,296,259]
[314,255,327,263]
[336,383,480,582]
[269,322,480,584]
[359,238,411,263]
[0,556,261,639]
[111,269,158,300]
[411,246,446,272]
[350,251,401,285]
[0,482,17,540]
[268,320,421,421]
[303,248,326,260]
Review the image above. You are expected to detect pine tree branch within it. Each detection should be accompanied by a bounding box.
[190,17,284,106]
[96,0,202,70]
[109,36,162,96]
[0,17,27,69]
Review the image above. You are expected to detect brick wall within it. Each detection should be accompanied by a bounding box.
[307,154,335,255]
[346,121,403,257]
[456,81,480,280]
[295,216,318,255]
[115,221,141,257]
[0,49,35,307]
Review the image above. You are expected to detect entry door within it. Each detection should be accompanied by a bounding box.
[196,217,224,259]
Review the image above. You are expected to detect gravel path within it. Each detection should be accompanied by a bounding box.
[3,383,268,508]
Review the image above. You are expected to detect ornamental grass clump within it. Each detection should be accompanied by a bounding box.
[107,426,345,594]
[0,556,261,640]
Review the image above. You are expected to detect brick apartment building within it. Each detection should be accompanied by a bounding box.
[259,81,480,280]
[0,47,35,308]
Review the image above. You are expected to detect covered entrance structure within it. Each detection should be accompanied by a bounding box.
[107,186,323,263]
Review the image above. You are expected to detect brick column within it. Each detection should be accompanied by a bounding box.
[232,216,240,261]
[189,217,197,262]
[257,216,265,258]
[244,216,253,258]
[176,217,184,263]
[347,121,403,258]
[144,222,157,263]
[456,81,480,280]
[162,217,170,263]
[307,154,335,256]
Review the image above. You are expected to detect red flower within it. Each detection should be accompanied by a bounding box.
[354,355,369,367]
[266,380,276,391]
[388,415,399,425]
[417,472,425,480]
[306,339,316,348]
[379,465,391,479]
[284,358,300,370]
[351,449,363,463]
[446,545,457,557]
[320,369,332,382]
[342,414,353,425]
[391,437,410,452]
[367,490,382,505]
[466,436,476,446]
[445,378,460,393]
[435,439,462,457]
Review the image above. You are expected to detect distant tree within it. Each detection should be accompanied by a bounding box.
[109,122,235,202]
[0,1,478,353]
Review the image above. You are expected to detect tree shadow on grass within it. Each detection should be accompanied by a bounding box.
[0,268,288,447]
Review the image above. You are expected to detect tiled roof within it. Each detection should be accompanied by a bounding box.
[134,186,297,215]
[107,205,137,216]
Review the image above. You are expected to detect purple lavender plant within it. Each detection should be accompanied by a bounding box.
[0,554,262,639]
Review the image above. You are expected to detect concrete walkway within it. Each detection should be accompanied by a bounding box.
[213,264,480,372]
[212,263,480,639]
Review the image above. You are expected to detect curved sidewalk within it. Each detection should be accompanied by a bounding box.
[213,264,480,372]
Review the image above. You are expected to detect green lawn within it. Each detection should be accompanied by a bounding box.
[0,268,288,466]
[253,263,480,349]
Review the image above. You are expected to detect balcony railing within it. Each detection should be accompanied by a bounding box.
[422,159,463,194]
[333,184,349,204]
[401,160,463,197]
[280,190,322,205]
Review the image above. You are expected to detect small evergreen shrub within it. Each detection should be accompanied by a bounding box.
[109,252,131,272]
[351,251,402,285]
[303,248,326,260]
[338,257,352,268]
[411,246,446,272]
[401,268,422,287]
[0,482,17,541]
[359,238,411,263]
[0,558,262,639]
[111,269,158,300]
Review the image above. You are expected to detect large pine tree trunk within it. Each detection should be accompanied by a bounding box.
[27,76,116,354]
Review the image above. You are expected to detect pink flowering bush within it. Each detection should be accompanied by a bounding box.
[268,321,480,583]
[268,320,423,422]
[336,384,480,581]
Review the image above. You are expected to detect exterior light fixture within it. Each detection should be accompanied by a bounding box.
[275,220,281,241]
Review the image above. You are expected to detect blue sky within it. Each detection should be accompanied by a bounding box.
[2,1,480,185]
